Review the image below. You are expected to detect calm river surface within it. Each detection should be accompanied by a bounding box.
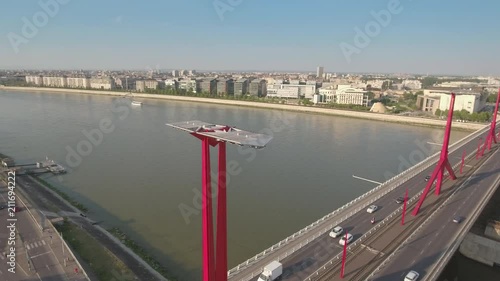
[0,90,470,280]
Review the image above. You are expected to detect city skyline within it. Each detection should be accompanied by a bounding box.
[1,0,500,75]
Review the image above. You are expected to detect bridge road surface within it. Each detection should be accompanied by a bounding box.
[310,140,499,280]
[238,129,488,281]
[368,148,500,281]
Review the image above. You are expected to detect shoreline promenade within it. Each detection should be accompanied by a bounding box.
[0,86,488,131]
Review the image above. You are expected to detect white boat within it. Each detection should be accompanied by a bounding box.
[131,100,143,106]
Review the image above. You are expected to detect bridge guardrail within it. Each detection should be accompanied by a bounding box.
[304,143,479,280]
[425,170,500,281]
[228,124,491,280]
[365,146,487,280]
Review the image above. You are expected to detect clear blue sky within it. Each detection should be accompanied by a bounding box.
[1,0,499,75]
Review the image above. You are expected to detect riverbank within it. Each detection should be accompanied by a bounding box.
[0,86,488,131]
[0,152,171,280]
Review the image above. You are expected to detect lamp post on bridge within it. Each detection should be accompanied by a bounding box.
[480,88,500,156]
[476,138,483,160]
[460,149,466,174]
[401,189,408,225]
[412,93,457,216]
[167,121,272,281]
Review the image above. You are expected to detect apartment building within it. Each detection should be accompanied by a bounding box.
[266,82,315,99]
[422,89,486,114]
[403,79,422,90]
[234,78,249,96]
[67,77,90,88]
[200,78,217,95]
[248,79,267,97]
[216,79,234,96]
[178,79,199,93]
[336,86,368,106]
[25,75,44,86]
[318,85,369,106]
[42,76,67,87]
[90,77,115,90]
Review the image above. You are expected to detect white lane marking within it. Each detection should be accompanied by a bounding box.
[30,243,34,249]
[17,263,29,276]
[30,251,51,259]
[41,240,46,246]
[26,244,31,250]
[34,241,39,248]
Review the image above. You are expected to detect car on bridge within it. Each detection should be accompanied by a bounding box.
[329,226,343,238]
[453,216,464,223]
[339,233,353,246]
[404,270,420,281]
[395,197,405,204]
[425,175,431,182]
[367,205,378,213]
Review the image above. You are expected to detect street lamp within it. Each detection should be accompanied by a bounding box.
[167,120,272,281]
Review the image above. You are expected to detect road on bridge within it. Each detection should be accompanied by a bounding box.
[229,125,494,281]
[368,148,500,281]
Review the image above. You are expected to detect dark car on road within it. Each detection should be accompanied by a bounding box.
[395,197,405,204]
[453,216,464,223]
[425,175,431,182]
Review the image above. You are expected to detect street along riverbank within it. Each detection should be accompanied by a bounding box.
[0,86,488,131]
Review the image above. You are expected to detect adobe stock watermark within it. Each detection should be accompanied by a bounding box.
[178,111,298,224]
[7,0,71,54]
[339,0,407,63]
[213,0,244,21]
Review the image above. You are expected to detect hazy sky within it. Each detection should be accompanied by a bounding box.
[1,0,499,75]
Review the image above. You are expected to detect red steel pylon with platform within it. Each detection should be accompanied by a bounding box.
[167,121,272,281]
[412,93,457,216]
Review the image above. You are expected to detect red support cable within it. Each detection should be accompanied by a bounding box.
[201,138,215,281]
[460,149,465,174]
[215,142,227,281]
[413,93,457,215]
[402,189,408,225]
[340,231,348,278]
[480,88,500,155]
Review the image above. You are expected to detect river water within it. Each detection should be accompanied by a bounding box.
[0,90,470,280]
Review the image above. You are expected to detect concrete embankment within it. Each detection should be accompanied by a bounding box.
[0,86,489,131]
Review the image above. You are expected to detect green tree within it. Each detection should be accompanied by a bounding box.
[421,77,439,89]
[487,93,498,103]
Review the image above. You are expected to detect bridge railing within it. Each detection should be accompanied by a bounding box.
[303,144,480,280]
[366,147,493,281]
[228,124,490,280]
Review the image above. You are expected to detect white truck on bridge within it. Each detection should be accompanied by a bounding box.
[257,261,282,281]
